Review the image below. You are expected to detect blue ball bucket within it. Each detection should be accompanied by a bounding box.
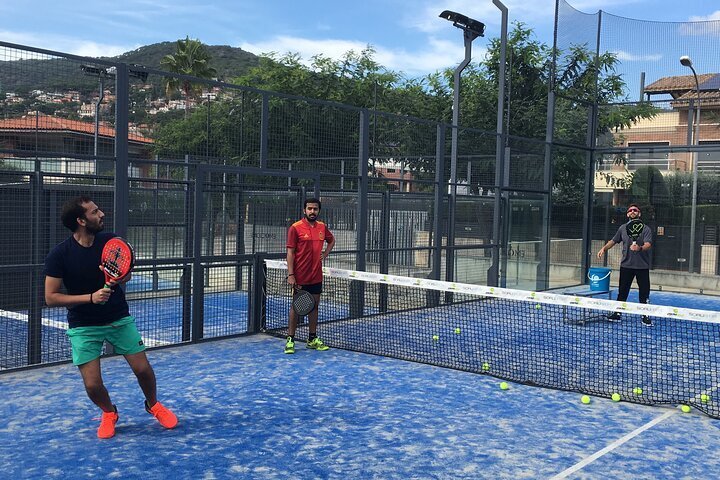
[588,267,611,291]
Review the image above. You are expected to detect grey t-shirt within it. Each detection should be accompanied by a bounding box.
[611,221,652,269]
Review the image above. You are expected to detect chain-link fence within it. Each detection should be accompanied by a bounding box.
[3,6,720,370]
[555,0,720,288]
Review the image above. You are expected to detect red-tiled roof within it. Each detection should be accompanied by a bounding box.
[675,90,720,101]
[644,74,716,93]
[671,90,720,109]
[0,113,152,144]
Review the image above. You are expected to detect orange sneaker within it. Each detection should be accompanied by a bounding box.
[145,400,178,429]
[97,405,119,439]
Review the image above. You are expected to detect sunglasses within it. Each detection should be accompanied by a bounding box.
[627,208,640,213]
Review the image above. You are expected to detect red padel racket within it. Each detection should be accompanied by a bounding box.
[99,237,135,303]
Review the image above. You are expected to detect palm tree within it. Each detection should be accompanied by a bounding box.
[160,37,217,117]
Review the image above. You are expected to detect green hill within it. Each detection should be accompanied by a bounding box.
[113,42,259,81]
[0,41,259,95]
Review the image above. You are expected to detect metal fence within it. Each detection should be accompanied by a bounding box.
[3,15,720,371]
[555,0,720,285]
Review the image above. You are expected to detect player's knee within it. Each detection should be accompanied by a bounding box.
[83,380,106,397]
[133,363,155,381]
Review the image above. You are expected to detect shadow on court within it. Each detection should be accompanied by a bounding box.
[1,334,720,479]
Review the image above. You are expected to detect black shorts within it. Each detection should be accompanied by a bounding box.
[299,282,322,295]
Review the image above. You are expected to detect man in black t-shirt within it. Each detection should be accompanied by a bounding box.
[44,196,178,439]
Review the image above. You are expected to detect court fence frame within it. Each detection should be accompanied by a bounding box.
[2,13,720,372]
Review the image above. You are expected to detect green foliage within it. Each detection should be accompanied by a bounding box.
[627,166,673,219]
[160,37,218,116]
[233,47,410,112]
[152,23,654,203]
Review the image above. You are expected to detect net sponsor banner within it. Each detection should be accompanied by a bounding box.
[265,260,720,324]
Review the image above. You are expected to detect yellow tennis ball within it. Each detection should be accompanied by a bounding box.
[611,393,621,402]
[681,405,691,413]
[633,387,643,395]
[432,335,439,341]
[581,395,591,404]
[454,327,461,334]
[482,362,490,371]
[535,304,541,310]
[701,394,710,403]
[500,382,509,390]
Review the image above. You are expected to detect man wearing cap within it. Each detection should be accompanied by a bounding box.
[597,203,653,326]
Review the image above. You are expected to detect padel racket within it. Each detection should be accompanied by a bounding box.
[292,288,316,316]
[626,219,645,246]
[99,237,135,304]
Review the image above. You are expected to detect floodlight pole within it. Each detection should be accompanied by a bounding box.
[680,56,700,273]
[440,10,484,284]
[492,0,508,287]
[447,31,475,283]
[94,74,105,159]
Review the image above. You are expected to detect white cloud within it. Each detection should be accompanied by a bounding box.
[680,10,720,37]
[688,10,720,22]
[612,50,662,62]
[681,11,720,36]
[240,35,481,76]
[0,31,133,58]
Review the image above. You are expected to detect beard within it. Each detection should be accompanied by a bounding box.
[85,219,104,235]
[304,213,317,222]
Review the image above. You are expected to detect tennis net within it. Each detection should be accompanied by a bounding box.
[264,260,720,418]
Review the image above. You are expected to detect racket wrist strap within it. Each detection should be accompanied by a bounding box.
[287,273,294,278]
[89,292,94,304]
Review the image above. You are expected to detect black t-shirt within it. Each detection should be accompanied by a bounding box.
[44,232,130,328]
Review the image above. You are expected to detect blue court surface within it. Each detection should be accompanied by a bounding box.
[1,334,720,479]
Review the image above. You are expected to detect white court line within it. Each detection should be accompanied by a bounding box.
[0,309,169,347]
[550,410,677,479]
[1,309,69,331]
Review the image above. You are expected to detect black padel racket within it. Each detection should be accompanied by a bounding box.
[99,237,135,304]
[626,219,645,246]
[292,289,316,316]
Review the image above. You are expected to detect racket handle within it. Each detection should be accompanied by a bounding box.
[98,283,110,305]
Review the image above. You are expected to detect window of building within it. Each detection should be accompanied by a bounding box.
[698,140,720,172]
[627,142,670,170]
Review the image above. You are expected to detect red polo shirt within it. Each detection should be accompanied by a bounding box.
[287,218,334,285]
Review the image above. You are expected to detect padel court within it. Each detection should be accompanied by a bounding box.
[2,332,720,479]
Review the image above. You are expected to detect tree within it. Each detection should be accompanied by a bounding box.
[155,24,657,199]
[628,166,672,220]
[160,37,217,117]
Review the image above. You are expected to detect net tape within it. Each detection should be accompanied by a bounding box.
[265,260,720,324]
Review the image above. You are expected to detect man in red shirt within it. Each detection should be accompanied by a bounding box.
[284,198,335,354]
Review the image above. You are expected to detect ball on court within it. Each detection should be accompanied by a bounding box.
[500,382,509,390]
[701,394,710,403]
[681,405,691,413]
[633,387,643,395]
[482,362,490,371]
[611,393,621,402]
[432,335,439,341]
[581,395,591,404]
[454,327,461,334]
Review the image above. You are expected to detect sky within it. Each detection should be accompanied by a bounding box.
[1,0,719,79]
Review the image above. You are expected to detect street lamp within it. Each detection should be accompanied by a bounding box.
[680,55,700,273]
[81,65,109,159]
[440,10,485,284]
[81,64,150,159]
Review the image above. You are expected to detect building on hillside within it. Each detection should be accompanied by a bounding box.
[0,112,153,178]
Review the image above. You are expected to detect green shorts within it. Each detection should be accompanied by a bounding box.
[66,316,145,366]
